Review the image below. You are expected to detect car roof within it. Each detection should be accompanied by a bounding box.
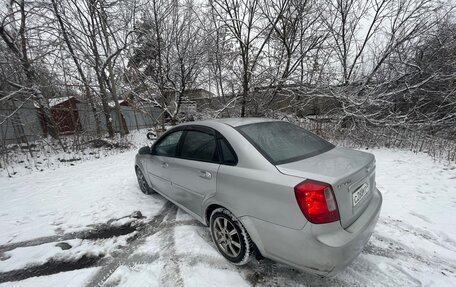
[183,117,280,128]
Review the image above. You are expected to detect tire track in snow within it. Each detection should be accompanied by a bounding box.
[365,232,456,273]
[0,254,103,284]
[161,219,202,228]
[84,201,175,287]
[158,206,184,287]
[0,216,141,253]
[381,217,456,252]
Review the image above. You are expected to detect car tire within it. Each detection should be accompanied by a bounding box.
[135,167,154,195]
[210,208,253,265]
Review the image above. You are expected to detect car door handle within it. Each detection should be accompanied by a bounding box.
[161,162,168,168]
[199,170,212,179]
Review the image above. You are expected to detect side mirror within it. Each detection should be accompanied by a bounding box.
[138,146,151,155]
[146,132,157,140]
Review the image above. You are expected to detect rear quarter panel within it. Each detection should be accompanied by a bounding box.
[211,165,306,230]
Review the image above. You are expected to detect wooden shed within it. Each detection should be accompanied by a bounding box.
[41,97,82,135]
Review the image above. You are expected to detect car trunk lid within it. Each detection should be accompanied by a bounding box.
[276,147,376,229]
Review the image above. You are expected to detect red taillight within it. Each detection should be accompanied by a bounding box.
[294,180,340,224]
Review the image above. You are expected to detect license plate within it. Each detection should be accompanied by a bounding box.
[352,182,369,206]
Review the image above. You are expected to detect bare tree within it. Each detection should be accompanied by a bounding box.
[0,0,60,140]
[252,0,327,114]
[321,0,448,128]
[210,0,290,117]
[127,0,206,126]
[51,0,102,136]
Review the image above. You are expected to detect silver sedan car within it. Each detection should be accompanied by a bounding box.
[135,118,382,275]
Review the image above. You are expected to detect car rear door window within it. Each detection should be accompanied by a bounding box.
[154,130,183,157]
[219,138,237,165]
[180,130,218,162]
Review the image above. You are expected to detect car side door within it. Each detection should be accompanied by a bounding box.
[169,126,221,219]
[147,129,184,198]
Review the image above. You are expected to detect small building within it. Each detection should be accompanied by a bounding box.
[48,97,82,134]
[37,96,82,136]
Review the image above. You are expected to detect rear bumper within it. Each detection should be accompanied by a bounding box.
[241,187,382,276]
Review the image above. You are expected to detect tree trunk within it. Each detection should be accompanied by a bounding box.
[98,1,128,136]
[51,0,102,137]
[87,0,114,137]
[108,63,128,135]
[241,71,249,117]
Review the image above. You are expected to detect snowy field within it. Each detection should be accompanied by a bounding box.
[0,146,455,286]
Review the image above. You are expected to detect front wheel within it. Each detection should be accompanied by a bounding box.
[210,208,253,265]
[135,167,154,194]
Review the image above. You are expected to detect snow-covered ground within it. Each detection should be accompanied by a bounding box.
[0,129,153,177]
[0,146,455,286]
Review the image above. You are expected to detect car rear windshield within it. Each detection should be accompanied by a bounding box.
[236,121,334,165]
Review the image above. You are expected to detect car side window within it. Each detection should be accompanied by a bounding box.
[219,138,237,165]
[154,130,183,157]
[180,130,218,163]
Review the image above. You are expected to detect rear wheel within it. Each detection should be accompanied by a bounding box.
[135,167,153,194]
[210,208,253,265]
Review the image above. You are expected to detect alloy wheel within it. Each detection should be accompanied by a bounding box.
[136,168,149,194]
[213,217,241,257]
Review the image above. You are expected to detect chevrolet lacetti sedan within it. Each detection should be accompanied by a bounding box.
[134,118,382,275]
